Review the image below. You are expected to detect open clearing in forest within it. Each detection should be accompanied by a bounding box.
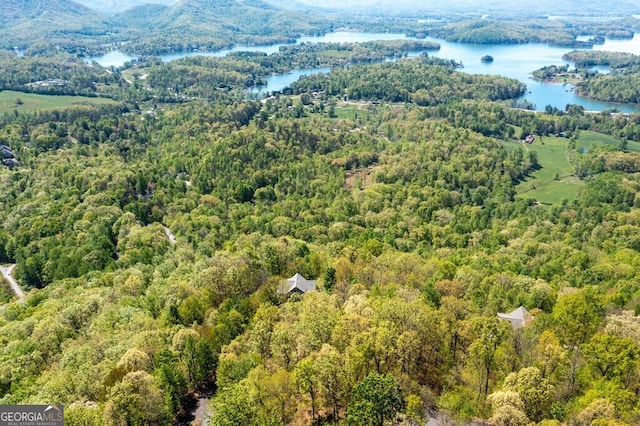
[509,130,640,204]
[0,90,118,114]
[576,129,640,153]
[513,134,582,205]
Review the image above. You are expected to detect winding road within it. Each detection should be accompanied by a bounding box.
[0,264,25,302]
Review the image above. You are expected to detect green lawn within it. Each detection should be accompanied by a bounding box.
[0,90,118,114]
[508,135,584,204]
[576,129,640,153]
[333,106,358,120]
[508,130,640,204]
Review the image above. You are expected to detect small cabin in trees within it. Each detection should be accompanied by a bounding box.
[498,306,533,329]
[2,158,18,168]
[278,273,316,295]
[0,145,14,159]
[524,134,536,144]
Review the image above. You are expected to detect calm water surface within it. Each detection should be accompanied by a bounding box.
[416,36,640,112]
[89,32,640,112]
[88,51,137,68]
[249,67,331,98]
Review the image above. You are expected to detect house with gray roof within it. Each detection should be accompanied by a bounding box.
[278,273,316,295]
[498,306,533,329]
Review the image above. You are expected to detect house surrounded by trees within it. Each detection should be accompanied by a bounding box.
[278,273,316,295]
[498,306,533,329]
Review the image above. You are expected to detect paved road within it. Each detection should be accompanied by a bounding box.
[0,264,25,302]
[193,396,210,426]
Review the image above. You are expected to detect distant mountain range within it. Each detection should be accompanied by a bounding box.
[37,0,640,15]
[1,0,100,27]
[3,0,640,53]
[0,0,327,51]
[74,0,178,14]
[115,0,326,44]
[0,0,109,48]
[268,0,640,15]
[13,0,640,16]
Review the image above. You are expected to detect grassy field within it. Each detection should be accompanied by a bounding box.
[0,90,118,114]
[509,130,640,204]
[333,106,359,120]
[576,129,640,153]
[514,134,583,204]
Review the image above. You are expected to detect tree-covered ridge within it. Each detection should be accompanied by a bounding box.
[119,0,331,55]
[0,0,103,28]
[574,74,640,104]
[290,59,525,104]
[427,19,578,45]
[74,0,178,14]
[423,16,640,47]
[563,50,640,69]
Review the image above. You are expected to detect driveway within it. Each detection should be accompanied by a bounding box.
[0,264,25,302]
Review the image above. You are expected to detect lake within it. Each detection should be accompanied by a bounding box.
[249,67,331,98]
[411,36,640,112]
[87,51,137,68]
[89,31,640,112]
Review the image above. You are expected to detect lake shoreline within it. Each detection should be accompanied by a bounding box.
[88,31,640,113]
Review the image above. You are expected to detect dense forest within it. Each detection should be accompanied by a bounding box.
[1,44,640,426]
[562,51,640,69]
[289,59,524,104]
[3,1,640,424]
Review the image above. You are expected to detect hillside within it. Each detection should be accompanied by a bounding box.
[115,0,332,55]
[266,0,640,16]
[74,0,179,14]
[0,0,331,55]
[0,0,108,49]
[162,0,322,34]
[0,0,96,25]
[164,0,276,29]
[112,4,172,30]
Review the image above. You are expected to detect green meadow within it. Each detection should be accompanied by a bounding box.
[0,90,118,114]
[576,129,640,153]
[512,130,640,204]
[513,134,582,204]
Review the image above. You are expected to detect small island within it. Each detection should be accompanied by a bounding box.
[481,55,494,63]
